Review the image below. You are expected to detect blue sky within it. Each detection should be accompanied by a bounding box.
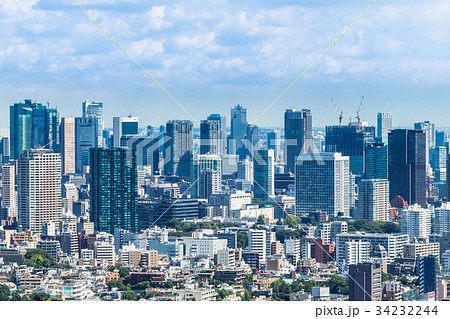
[1,0,450,129]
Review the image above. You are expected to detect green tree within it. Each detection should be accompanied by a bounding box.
[324,275,349,295]
[256,215,265,225]
[271,279,292,301]
[275,229,304,243]
[237,232,248,249]
[0,284,11,301]
[216,289,233,300]
[284,215,302,228]
[24,249,70,269]
[164,280,174,289]
[29,292,51,301]
[382,272,393,282]
[166,219,182,230]
[242,274,253,288]
[122,290,138,300]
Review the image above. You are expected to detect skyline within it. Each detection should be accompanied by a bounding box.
[1,1,450,128]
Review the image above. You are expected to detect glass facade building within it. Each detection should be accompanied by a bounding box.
[90,148,138,234]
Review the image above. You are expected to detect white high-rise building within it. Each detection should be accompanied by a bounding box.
[434,203,450,235]
[344,240,371,268]
[401,204,432,240]
[357,179,390,221]
[94,241,115,265]
[238,157,254,182]
[284,238,301,256]
[1,164,16,219]
[60,117,76,175]
[18,150,62,232]
[216,248,236,268]
[193,154,222,199]
[248,229,268,265]
[295,152,350,217]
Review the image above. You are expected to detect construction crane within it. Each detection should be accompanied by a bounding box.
[346,113,352,126]
[331,98,344,127]
[356,96,364,129]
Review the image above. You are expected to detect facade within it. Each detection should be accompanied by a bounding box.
[404,242,440,260]
[325,124,375,176]
[75,117,98,174]
[357,179,390,221]
[1,164,16,220]
[164,120,194,179]
[60,117,76,175]
[18,150,62,232]
[207,114,226,155]
[344,241,370,268]
[419,255,438,300]
[90,148,138,234]
[414,121,436,163]
[400,204,431,240]
[193,154,222,199]
[431,146,447,183]
[364,143,388,179]
[113,116,139,148]
[82,101,103,147]
[209,190,252,211]
[295,152,350,217]
[184,237,227,258]
[284,109,312,173]
[200,119,221,155]
[377,112,392,143]
[120,136,160,174]
[348,263,382,301]
[388,129,426,207]
[10,100,59,159]
[434,203,450,235]
[228,104,248,160]
[267,129,281,161]
[253,149,275,200]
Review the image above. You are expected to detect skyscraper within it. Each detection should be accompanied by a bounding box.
[325,123,375,176]
[17,150,62,232]
[377,112,392,143]
[401,204,431,240]
[295,152,350,217]
[207,114,226,155]
[0,137,10,164]
[1,164,16,220]
[193,154,222,199]
[82,101,104,147]
[431,146,447,183]
[10,100,59,159]
[364,143,388,179]
[113,116,139,147]
[164,120,194,179]
[228,105,248,160]
[388,129,426,207]
[357,179,390,221]
[90,148,138,234]
[245,124,261,160]
[348,263,382,301]
[120,136,160,174]
[253,149,274,200]
[60,117,76,175]
[419,255,438,300]
[75,117,98,174]
[284,109,312,173]
[267,129,281,161]
[200,119,221,155]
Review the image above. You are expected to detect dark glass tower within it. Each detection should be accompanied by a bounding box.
[228,105,248,160]
[207,114,226,155]
[284,109,312,173]
[90,148,138,234]
[325,124,375,176]
[364,142,388,179]
[419,255,438,300]
[388,129,426,207]
[200,119,221,155]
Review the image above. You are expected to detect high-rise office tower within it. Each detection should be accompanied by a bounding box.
[357,179,390,221]
[295,152,350,218]
[164,120,194,179]
[401,204,431,240]
[245,124,262,160]
[348,263,382,301]
[113,116,139,147]
[90,148,138,234]
[431,146,447,183]
[377,112,392,143]
[200,119,221,155]
[253,149,274,200]
[207,114,226,155]
[284,109,312,173]
[82,101,104,147]
[228,105,248,160]
[325,123,375,176]
[10,100,59,159]
[17,150,62,232]
[388,129,426,207]
[0,137,10,164]
[267,129,281,161]
[238,157,254,182]
[120,136,160,174]
[415,121,436,151]
[436,131,449,148]
[364,143,388,179]
[419,255,438,300]
[193,154,222,199]
[75,117,98,174]
[434,203,450,235]
[60,117,76,175]
[1,164,16,220]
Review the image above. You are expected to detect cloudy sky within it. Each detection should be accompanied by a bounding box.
[1,0,450,129]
